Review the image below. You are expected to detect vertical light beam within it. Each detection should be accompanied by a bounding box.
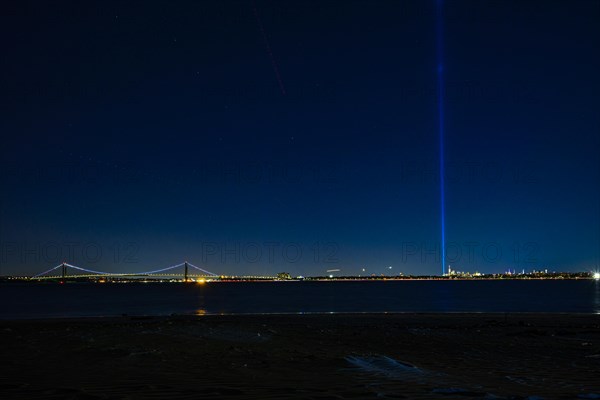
[436,0,446,276]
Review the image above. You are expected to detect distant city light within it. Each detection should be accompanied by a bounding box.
[593,272,600,280]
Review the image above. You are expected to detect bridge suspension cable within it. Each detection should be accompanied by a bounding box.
[64,263,113,275]
[187,262,218,276]
[134,262,186,275]
[31,261,217,278]
[32,264,63,278]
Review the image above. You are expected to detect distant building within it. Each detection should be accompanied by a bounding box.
[276,272,292,280]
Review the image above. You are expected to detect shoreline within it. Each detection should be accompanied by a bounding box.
[4,276,598,282]
[2,310,600,323]
[2,313,599,399]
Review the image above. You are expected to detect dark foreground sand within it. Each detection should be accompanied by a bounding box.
[1,313,599,399]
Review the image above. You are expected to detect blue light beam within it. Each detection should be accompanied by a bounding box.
[437,0,446,276]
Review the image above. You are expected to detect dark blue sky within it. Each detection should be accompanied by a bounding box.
[1,0,598,276]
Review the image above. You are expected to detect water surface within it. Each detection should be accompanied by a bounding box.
[1,280,599,319]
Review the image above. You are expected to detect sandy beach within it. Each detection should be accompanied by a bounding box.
[1,313,599,399]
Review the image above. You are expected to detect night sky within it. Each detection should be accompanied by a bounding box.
[1,0,598,277]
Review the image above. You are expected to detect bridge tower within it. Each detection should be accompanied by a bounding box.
[61,262,67,279]
[184,261,189,282]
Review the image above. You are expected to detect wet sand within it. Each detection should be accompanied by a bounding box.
[1,313,599,399]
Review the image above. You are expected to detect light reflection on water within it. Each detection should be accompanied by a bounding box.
[593,281,600,314]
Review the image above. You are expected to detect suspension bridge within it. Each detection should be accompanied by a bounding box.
[30,261,218,281]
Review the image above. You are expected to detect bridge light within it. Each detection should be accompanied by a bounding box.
[594,272,600,280]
